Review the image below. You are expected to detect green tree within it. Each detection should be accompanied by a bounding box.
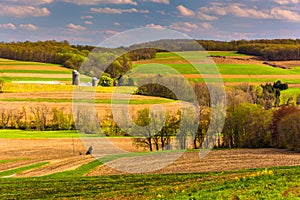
[277,111,300,151]
[99,73,114,87]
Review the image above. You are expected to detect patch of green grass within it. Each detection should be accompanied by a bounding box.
[0,165,299,199]
[0,69,71,74]
[189,78,300,84]
[154,51,208,61]
[0,162,48,178]
[0,158,28,165]
[0,130,99,139]
[281,88,300,104]
[134,63,300,75]
[0,61,60,66]
[217,64,296,75]
[48,159,101,178]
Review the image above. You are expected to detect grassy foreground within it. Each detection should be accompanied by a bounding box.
[0,165,299,199]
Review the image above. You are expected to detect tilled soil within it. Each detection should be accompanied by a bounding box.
[87,148,300,176]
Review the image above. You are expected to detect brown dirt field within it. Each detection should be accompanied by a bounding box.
[87,148,300,176]
[271,60,300,68]
[211,57,265,65]
[0,138,87,176]
[134,56,264,66]
[16,156,95,177]
[0,65,70,71]
[1,137,300,177]
[0,137,139,177]
[0,91,172,100]
[0,101,181,119]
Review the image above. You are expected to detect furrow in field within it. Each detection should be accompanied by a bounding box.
[87,148,300,176]
[16,156,94,177]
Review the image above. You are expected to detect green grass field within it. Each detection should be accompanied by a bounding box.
[0,164,299,199]
[0,130,92,139]
[0,59,94,83]
[133,51,300,103]
[134,63,300,75]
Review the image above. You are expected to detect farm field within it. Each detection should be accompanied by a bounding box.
[1,51,300,199]
[133,51,300,84]
[0,131,300,199]
[0,58,91,83]
[1,165,300,199]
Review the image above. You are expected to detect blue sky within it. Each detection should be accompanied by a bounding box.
[0,0,300,45]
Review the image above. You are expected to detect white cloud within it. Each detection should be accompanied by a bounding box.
[2,0,53,6]
[270,7,300,22]
[114,22,121,26]
[170,22,198,32]
[273,0,299,4]
[0,4,50,18]
[19,24,38,31]
[142,0,169,4]
[201,22,212,30]
[177,5,218,21]
[104,30,119,35]
[84,21,93,25]
[197,12,219,21]
[62,0,137,5]
[66,23,87,31]
[0,23,17,30]
[91,7,149,14]
[177,5,195,16]
[157,10,166,15]
[80,15,93,19]
[199,3,300,22]
[146,23,166,29]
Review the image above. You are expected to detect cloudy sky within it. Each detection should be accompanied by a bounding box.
[0,0,300,45]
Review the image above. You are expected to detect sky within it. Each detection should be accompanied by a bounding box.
[0,0,300,45]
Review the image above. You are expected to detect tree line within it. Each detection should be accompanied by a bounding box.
[127,39,300,52]
[0,40,87,70]
[0,41,156,82]
[1,90,300,152]
[238,44,300,61]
